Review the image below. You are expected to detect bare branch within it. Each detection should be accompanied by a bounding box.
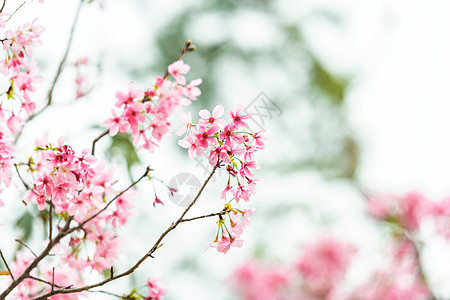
[162,40,196,80]
[28,275,67,289]
[91,129,109,156]
[14,163,30,190]
[180,210,229,223]
[48,203,53,242]
[0,249,14,281]
[0,0,6,13]
[14,239,37,258]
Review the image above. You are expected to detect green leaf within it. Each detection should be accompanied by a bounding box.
[15,211,34,242]
[105,133,140,181]
[310,58,348,105]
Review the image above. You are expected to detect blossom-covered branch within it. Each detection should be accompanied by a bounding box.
[29,162,220,299]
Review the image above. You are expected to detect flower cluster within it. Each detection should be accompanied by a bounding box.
[207,206,254,254]
[177,104,265,253]
[233,236,356,300]
[367,191,450,239]
[233,235,430,300]
[296,236,356,299]
[233,261,289,300]
[351,239,430,300]
[104,60,201,152]
[17,137,134,297]
[0,15,44,118]
[0,9,44,205]
[145,278,166,300]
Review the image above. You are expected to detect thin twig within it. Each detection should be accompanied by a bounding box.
[408,236,438,300]
[14,0,85,144]
[29,162,220,299]
[28,275,67,289]
[37,0,84,116]
[0,249,14,281]
[163,40,196,79]
[14,163,30,190]
[51,267,55,292]
[49,203,53,242]
[180,210,229,223]
[91,129,108,155]
[0,0,6,13]
[0,218,73,298]
[5,1,24,22]
[88,289,123,298]
[14,239,37,258]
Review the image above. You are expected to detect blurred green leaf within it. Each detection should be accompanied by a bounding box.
[15,211,33,242]
[310,58,348,105]
[105,133,140,181]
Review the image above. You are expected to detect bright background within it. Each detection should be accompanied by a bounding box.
[2,0,450,299]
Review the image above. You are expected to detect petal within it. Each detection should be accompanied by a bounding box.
[198,109,211,119]
[212,105,224,118]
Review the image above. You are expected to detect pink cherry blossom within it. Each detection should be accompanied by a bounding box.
[168,60,190,84]
[198,105,227,129]
[229,106,251,128]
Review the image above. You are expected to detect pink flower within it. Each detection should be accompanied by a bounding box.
[176,111,193,136]
[115,82,143,108]
[195,125,218,149]
[145,278,166,300]
[233,261,289,300]
[178,134,202,159]
[296,236,356,298]
[207,231,244,254]
[219,124,243,147]
[198,105,227,130]
[229,106,251,128]
[153,196,164,207]
[183,78,202,100]
[7,114,23,134]
[168,60,190,84]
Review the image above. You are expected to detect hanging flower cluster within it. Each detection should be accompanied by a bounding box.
[177,104,266,253]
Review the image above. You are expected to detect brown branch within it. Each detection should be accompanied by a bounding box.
[28,275,67,289]
[407,235,438,300]
[30,162,220,299]
[163,40,196,80]
[0,217,73,298]
[49,203,53,242]
[34,0,85,118]
[5,2,24,22]
[0,0,6,13]
[0,249,14,281]
[14,0,85,145]
[91,129,109,155]
[14,163,30,190]
[14,239,37,258]
[51,267,55,292]
[180,210,229,223]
